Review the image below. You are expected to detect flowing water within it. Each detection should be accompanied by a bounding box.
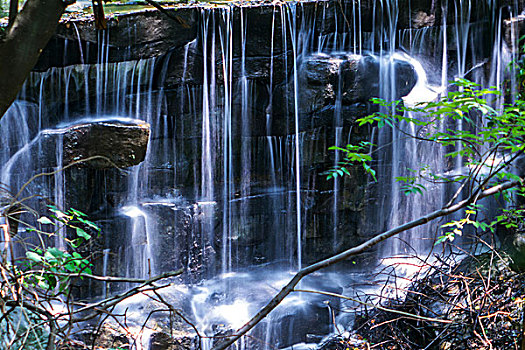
[0,0,520,348]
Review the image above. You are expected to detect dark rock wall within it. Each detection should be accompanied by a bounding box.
[6,0,521,296]
[34,0,523,71]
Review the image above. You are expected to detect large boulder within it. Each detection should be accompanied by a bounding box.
[0,119,149,223]
[62,119,150,168]
[298,53,418,115]
[3,118,150,173]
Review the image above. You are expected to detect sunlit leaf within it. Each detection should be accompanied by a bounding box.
[37,216,54,225]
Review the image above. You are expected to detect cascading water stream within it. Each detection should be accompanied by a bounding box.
[1,1,519,348]
[219,7,234,276]
[239,7,253,275]
[286,4,303,270]
[201,10,215,203]
[452,0,471,174]
[54,133,65,250]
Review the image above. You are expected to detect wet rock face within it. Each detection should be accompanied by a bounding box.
[497,156,525,270]
[498,224,525,271]
[149,332,195,350]
[62,120,150,169]
[504,15,525,51]
[512,232,525,266]
[36,8,200,69]
[24,0,512,295]
[29,119,150,170]
[412,11,435,29]
[76,324,132,350]
[34,0,525,72]
[299,53,417,114]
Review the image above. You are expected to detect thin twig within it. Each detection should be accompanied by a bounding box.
[294,289,453,324]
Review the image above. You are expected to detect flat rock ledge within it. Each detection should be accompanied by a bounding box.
[60,119,150,169]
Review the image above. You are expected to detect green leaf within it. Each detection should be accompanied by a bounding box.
[37,216,54,225]
[64,262,78,272]
[69,208,88,217]
[76,228,91,240]
[36,276,50,290]
[435,235,448,245]
[26,251,42,263]
[48,205,68,219]
[44,275,57,289]
[47,247,65,259]
[77,217,101,231]
[70,239,81,248]
[44,251,58,263]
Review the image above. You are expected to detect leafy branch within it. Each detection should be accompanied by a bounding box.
[323,141,377,181]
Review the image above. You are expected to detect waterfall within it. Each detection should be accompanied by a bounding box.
[286,4,304,270]
[0,0,519,347]
[54,133,65,250]
[219,8,234,276]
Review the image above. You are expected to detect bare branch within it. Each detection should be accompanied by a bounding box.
[211,179,522,350]
[293,289,452,324]
[70,269,183,321]
[15,269,182,284]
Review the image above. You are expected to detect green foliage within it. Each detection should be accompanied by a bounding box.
[323,141,377,181]
[45,205,101,247]
[325,77,525,244]
[436,205,494,244]
[495,205,525,230]
[360,79,525,165]
[395,167,427,196]
[19,206,98,294]
[24,247,92,291]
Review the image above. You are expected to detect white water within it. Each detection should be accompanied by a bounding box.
[0,0,519,348]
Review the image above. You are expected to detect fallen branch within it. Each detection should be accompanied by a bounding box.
[211,179,522,350]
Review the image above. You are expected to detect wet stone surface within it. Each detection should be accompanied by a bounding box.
[62,120,150,169]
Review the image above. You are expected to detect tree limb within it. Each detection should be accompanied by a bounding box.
[70,269,183,319]
[15,269,183,283]
[0,0,71,119]
[92,0,107,30]
[8,0,18,27]
[211,179,522,350]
